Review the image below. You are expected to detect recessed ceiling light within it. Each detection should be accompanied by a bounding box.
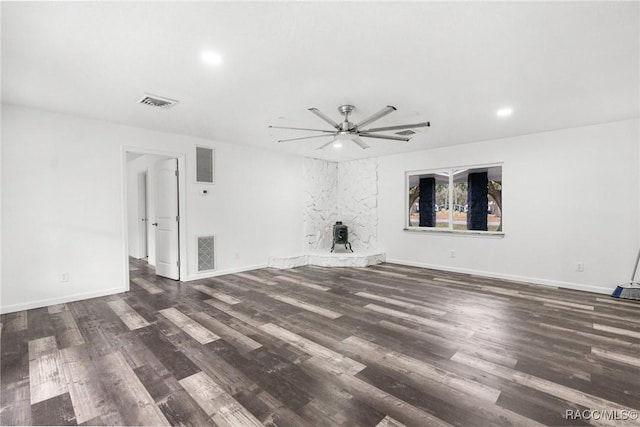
[201,50,222,66]
[333,142,343,148]
[496,107,513,117]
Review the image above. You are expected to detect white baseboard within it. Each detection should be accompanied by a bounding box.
[185,263,269,282]
[385,258,611,295]
[1,286,128,314]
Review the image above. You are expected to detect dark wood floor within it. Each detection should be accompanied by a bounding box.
[2,260,639,426]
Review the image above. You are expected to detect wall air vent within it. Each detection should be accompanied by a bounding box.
[138,94,179,109]
[395,129,417,136]
[197,236,216,272]
[196,146,215,184]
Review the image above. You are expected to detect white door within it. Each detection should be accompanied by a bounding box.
[137,172,148,259]
[154,158,180,279]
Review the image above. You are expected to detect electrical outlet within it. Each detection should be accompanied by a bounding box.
[450,250,456,258]
[59,272,69,282]
[576,262,584,272]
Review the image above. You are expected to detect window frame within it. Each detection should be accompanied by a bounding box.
[404,162,504,236]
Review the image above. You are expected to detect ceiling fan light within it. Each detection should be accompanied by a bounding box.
[336,132,355,141]
[333,142,343,148]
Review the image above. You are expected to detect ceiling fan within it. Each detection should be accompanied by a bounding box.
[269,105,430,149]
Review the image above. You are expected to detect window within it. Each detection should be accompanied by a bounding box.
[407,164,502,233]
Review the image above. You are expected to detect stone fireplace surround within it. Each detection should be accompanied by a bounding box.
[269,157,385,269]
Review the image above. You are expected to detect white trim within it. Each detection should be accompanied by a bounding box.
[185,263,268,281]
[386,258,612,295]
[1,286,127,314]
[405,161,504,178]
[403,228,505,238]
[122,146,188,283]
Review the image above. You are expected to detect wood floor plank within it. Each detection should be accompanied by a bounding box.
[591,347,640,368]
[59,345,112,424]
[106,299,150,330]
[98,351,170,426]
[342,335,501,403]
[179,371,263,426]
[133,325,202,381]
[376,415,407,427]
[270,294,343,319]
[47,304,66,315]
[159,307,220,344]
[193,285,242,305]
[451,351,638,412]
[131,277,164,294]
[302,355,453,427]
[235,272,278,286]
[539,323,640,351]
[209,292,242,305]
[50,309,85,349]
[30,392,77,426]
[27,308,55,341]
[156,389,214,427]
[28,336,69,405]
[357,362,546,427]
[355,291,447,316]
[274,275,331,291]
[0,381,31,426]
[3,311,28,333]
[191,311,263,352]
[260,322,365,375]
[593,323,640,340]
[364,303,472,337]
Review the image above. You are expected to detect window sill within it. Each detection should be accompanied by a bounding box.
[403,227,505,238]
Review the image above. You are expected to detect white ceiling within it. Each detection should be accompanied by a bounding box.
[2,1,638,162]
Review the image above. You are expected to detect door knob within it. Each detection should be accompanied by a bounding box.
[152,222,158,226]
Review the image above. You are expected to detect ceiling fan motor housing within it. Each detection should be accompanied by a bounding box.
[338,104,355,115]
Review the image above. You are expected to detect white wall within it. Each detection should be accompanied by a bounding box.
[378,119,640,294]
[1,105,305,313]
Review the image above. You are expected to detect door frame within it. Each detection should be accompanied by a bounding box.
[121,146,188,288]
[137,170,148,259]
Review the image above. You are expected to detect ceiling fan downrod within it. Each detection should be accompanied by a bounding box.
[338,105,355,131]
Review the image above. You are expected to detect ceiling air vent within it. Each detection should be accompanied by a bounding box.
[138,94,179,109]
[395,129,417,136]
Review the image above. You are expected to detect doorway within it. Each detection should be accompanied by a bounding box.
[123,149,187,285]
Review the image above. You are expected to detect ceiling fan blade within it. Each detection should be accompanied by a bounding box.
[278,134,336,143]
[361,121,430,133]
[355,105,397,128]
[351,136,370,149]
[308,108,340,130]
[359,132,410,142]
[269,125,336,133]
[316,138,338,150]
